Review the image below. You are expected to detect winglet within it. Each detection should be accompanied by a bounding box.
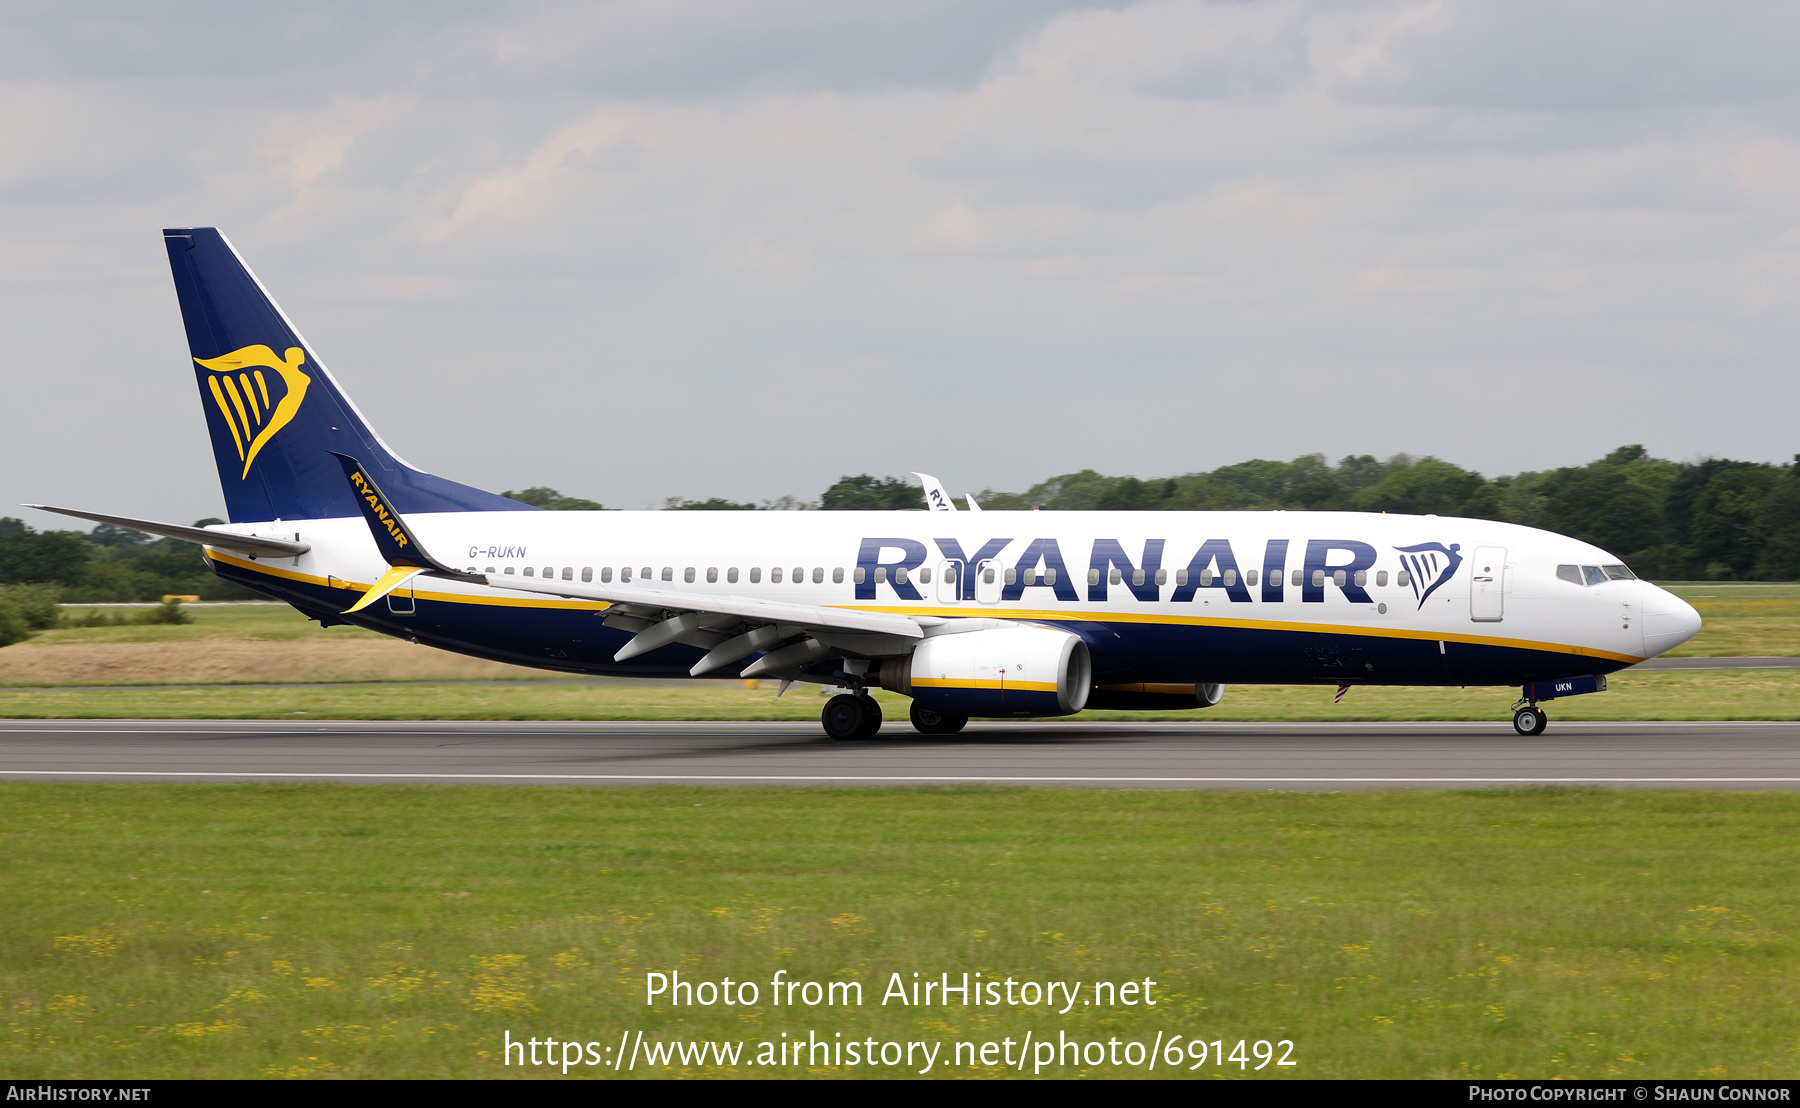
[913,472,957,512]
[329,452,481,602]
[343,565,426,614]
[331,453,439,568]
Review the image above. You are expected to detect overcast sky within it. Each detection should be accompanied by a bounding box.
[6,1,1800,524]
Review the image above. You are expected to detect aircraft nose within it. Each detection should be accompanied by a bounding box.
[1641,584,1702,657]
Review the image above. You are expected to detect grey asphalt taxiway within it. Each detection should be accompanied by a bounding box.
[2,718,1798,790]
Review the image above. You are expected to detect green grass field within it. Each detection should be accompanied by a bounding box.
[1,668,1796,722]
[1660,585,1800,658]
[3,783,1796,1080]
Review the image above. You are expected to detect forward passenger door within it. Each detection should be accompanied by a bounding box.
[1470,546,1505,622]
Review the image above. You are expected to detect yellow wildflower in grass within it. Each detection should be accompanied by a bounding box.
[365,965,429,999]
[169,1019,242,1038]
[467,953,534,1015]
[825,913,870,935]
[53,931,125,957]
[550,948,588,970]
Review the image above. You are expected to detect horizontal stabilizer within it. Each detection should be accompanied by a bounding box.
[23,504,310,557]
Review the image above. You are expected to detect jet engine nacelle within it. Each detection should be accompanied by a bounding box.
[878,625,1092,718]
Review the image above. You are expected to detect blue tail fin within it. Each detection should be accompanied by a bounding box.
[163,227,535,522]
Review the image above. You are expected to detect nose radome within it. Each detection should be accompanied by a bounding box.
[1641,585,1702,657]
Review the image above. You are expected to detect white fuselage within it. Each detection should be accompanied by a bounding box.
[203,508,1702,688]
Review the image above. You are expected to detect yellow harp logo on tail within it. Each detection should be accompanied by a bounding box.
[193,345,312,479]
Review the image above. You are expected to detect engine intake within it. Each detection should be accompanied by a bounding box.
[878,625,1091,717]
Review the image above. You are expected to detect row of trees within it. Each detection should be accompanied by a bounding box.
[699,445,1800,580]
[3,445,1795,598]
[0,517,260,603]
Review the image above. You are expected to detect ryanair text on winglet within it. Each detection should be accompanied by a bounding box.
[348,468,408,550]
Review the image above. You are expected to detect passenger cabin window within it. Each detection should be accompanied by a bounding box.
[1131,568,1145,587]
[619,567,630,582]
[1353,570,1366,587]
[504,567,516,575]
[1174,569,1188,586]
[641,567,651,580]
[1004,568,1017,585]
[1582,565,1607,587]
[812,567,824,584]
[706,568,717,583]
[1223,569,1237,586]
[771,567,783,583]
[580,567,591,582]
[872,567,885,583]
[728,568,739,583]
[1246,569,1258,586]
[1376,570,1388,586]
[563,567,573,581]
[1154,568,1167,586]
[852,567,865,584]
[1088,568,1101,586]
[1199,568,1213,586]
[750,567,762,583]
[983,567,996,584]
[1396,570,1410,587]
[792,566,803,583]
[485,566,495,574]
[918,567,930,584]
[684,567,696,583]
[523,567,534,577]
[661,567,673,582]
[832,567,844,584]
[1110,568,1122,585]
[543,567,553,578]
[1556,564,1583,586]
[1332,570,1346,587]
[600,567,613,583]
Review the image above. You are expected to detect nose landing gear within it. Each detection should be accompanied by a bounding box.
[1512,703,1548,736]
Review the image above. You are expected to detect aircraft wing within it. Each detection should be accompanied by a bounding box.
[486,574,927,675]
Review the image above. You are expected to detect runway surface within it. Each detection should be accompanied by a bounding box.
[2,719,1798,790]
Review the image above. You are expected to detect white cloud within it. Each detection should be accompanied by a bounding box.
[5,0,1800,528]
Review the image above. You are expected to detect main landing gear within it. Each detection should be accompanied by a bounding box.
[910,702,968,736]
[822,693,883,741]
[1512,704,1548,736]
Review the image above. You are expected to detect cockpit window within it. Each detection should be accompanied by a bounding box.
[1602,564,1636,581]
[1581,565,1607,587]
[1556,565,1583,586]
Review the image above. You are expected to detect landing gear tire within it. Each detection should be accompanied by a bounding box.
[1513,705,1548,736]
[823,694,882,740]
[910,702,968,735]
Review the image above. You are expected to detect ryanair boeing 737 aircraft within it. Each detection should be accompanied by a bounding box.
[29,229,1703,739]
